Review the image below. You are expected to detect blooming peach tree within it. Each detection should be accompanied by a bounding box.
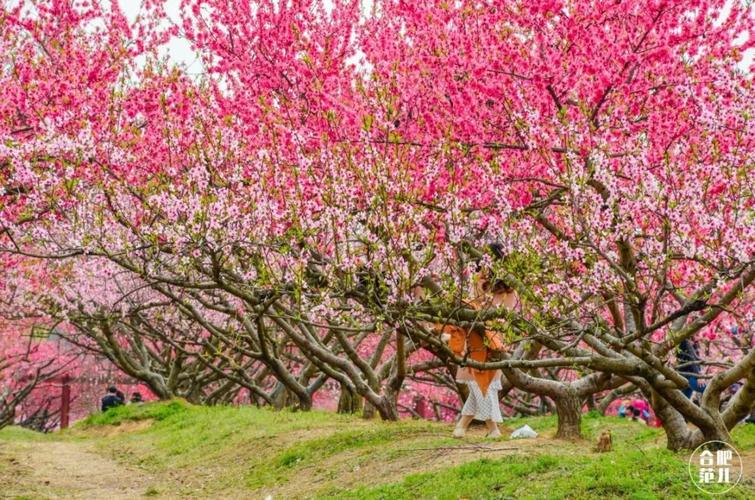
[0,0,753,447]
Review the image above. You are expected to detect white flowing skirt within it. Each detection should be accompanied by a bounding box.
[460,377,503,422]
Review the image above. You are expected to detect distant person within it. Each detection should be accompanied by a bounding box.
[641,408,651,423]
[630,399,652,425]
[617,400,631,418]
[101,386,124,412]
[677,339,705,398]
[630,407,641,422]
[130,392,144,404]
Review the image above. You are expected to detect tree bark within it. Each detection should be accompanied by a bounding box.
[362,401,377,419]
[650,390,702,450]
[554,391,583,439]
[270,382,312,410]
[337,384,363,414]
[377,395,400,421]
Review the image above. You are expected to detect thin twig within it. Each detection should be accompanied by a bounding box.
[407,446,519,452]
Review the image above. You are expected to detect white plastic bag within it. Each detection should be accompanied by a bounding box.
[510,424,538,439]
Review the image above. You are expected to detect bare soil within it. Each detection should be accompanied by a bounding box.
[0,438,160,499]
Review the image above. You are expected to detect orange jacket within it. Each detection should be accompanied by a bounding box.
[432,294,517,396]
[435,320,505,396]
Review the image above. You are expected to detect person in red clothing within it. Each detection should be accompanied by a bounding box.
[629,398,652,424]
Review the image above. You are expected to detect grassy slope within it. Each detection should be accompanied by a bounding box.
[1,401,753,499]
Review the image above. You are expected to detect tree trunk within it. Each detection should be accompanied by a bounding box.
[360,390,399,421]
[375,395,399,421]
[298,395,313,411]
[645,382,738,451]
[585,394,596,412]
[271,383,292,409]
[554,392,582,439]
[699,422,730,445]
[269,381,312,411]
[362,401,376,419]
[143,375,173,401]
[337,384,363,414]
[0,405,14,429]
[648,389,724,451]
[658,405,701,451]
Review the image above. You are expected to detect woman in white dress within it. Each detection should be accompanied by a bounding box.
[439,276,519,438]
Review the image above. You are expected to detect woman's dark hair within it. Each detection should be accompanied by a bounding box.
[481,243,514,293]
[488,242,505,261]
[482,277,514,294]
[472,243,506,272]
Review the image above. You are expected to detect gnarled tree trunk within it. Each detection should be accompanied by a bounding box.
[554,391,583,439]
[337,384,363,414]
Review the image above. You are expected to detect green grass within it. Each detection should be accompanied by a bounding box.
[337,449,713,500]
[732,420,755,449]
[77,399,191,427]
[335,416,755,500]
[0,425,53,442]
[3,401,753,498]
[70,400,453,495]
[247,419,450,490]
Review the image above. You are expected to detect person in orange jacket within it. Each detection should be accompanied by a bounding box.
[434,274,519,438]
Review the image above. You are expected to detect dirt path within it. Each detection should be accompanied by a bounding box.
[0,439,159,499]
